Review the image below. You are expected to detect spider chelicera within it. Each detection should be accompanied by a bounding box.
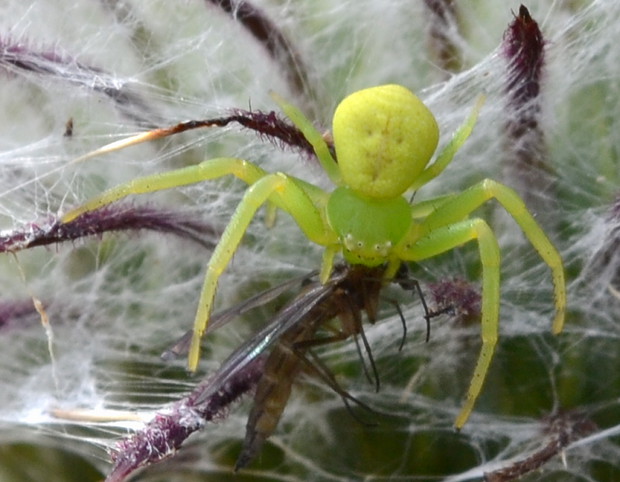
[61,84,566,428]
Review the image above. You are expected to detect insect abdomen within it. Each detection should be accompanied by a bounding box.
[235,324,310,470]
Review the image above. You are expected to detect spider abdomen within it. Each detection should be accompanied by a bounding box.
[332,84,439,199]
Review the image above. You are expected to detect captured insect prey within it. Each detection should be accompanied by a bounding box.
[235,264,387,470]
[108,263,422,478]
[60,84,566,435]
[148,263,425,472]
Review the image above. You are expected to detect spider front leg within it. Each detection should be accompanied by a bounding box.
[62,158,269,222]
[187,172,335,371]
[399,218,500,429]
[61,158,334,371]
[402,179,566,428]
[420,178,565,334]
[409,95,485,192]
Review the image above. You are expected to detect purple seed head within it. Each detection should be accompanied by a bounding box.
[541,410,597,442]
[503,5,545,107]
[231,108,316,158]
[428,278,481,325]
[0,37,153,125]
[610,193,620,221]
[0,204,219,254]
[424,0,461,74]
[485,410,597,481]
[106,355,265,482]
[501,6,552,209]
[0,299,38,331]
[206,0,316,113]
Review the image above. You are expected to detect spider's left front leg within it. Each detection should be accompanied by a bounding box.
[420,179,565,334]
[398,217,501,429]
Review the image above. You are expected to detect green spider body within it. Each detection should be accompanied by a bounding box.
[62,84,566,429]
[307,86,437,269]
[326,186,411,266]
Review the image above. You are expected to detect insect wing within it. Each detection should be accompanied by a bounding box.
[191,273,343,406]
[162,270,319,360]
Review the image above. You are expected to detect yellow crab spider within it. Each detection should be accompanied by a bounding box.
[62,84,566,429]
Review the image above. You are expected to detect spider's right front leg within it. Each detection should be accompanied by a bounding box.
[187,172,334,372]
[61,157,268,222]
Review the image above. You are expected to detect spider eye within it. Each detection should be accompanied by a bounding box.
[332,84,439,199]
